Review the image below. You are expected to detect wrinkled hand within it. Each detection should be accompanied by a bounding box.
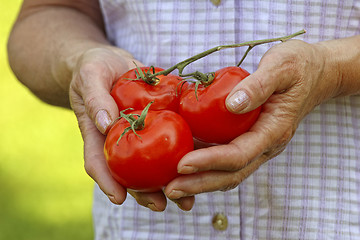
[164,39,340,206]
[69,47,195,211]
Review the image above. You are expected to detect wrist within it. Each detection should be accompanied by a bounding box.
[315,36,360,99]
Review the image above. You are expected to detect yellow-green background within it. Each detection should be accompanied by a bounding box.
[0,1,94,239]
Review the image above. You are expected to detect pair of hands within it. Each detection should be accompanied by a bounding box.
[69,40,338,211]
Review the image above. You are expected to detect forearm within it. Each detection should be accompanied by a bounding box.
[316,35,360,99]
[7,0,111,108]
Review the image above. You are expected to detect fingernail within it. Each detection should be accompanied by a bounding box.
[95,110,112,134]
[167,190,185,200]
[226,90,249,113]
[178,165,198,174]
[107,194,119,205]
[175,201,185,211]
[146,203,160,211]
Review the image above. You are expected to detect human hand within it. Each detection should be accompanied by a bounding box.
[69,46,138,205]
[164,39,341,205]
[69,47,195,211]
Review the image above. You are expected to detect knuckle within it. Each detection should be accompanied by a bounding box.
[188,173,216,195]
[262,41,307,85]
[227,142,256,170]
[265,125,294,159]
[69,74,83,97]
[83,94,102,121]
[250,74,267,98]
[220,179,239,192]
[84,95,97,109]
[196,174,209,194]
[230,156,269,188]
[83,153,104,181]
[276,125,294,148]
[280,126,294,143]
[69,89,84,115]
[84,160,96,180]
[69,63,100,99]
[235,169,249,185]
[77,60,111,91]
[79,61,102,79]
[75,113,92,137]
[264,126,295,159]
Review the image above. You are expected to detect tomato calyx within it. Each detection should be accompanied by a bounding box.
[116,101,154,145]
[127,63,160,86]
[183,71,216,87]
[178,71,216,101]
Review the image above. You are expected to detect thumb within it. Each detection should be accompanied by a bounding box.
[77,60,144,135]
[79,68,120,134]
[225,66,281,114]
[91,92,118,135]
[71,65,119,135]
[70,47,145,135]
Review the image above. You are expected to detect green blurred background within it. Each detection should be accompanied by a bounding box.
[0,1,94,239]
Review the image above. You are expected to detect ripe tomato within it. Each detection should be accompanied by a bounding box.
[104,109,193,192]
[111,67,182,112]
[179,66,261,144]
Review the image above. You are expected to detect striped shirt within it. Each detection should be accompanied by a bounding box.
[94,0,360,239]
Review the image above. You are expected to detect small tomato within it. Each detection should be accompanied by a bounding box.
[111,67,182,112]
[104,107,193,192]
[179,66,261,144]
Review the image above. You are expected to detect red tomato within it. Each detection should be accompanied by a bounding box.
[104,109,193,192]
[179,66,261,144]
[111,67,182,112]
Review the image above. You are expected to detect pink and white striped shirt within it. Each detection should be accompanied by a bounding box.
[94,0,360,239]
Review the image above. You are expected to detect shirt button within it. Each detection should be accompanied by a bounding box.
[210,0,221,6]
[212,213,228,231]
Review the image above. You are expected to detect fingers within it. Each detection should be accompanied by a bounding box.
[177,109,293,174]
[128,190,167,212]
[168,105,294,199]
[69,48,150,207]
[171,196,195,211]
[127,190,195,211]
[165,155,268,199]
[177,138,257,174]
[68,48,134,204]
[80,112,127,205]
[165,113,292,200]
[177,121,271,173]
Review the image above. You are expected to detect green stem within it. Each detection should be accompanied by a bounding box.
[237,45,253,67]
[149,29,306,78]
[116,102,154,145]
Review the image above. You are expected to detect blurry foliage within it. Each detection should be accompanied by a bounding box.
[0,1,94,239]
